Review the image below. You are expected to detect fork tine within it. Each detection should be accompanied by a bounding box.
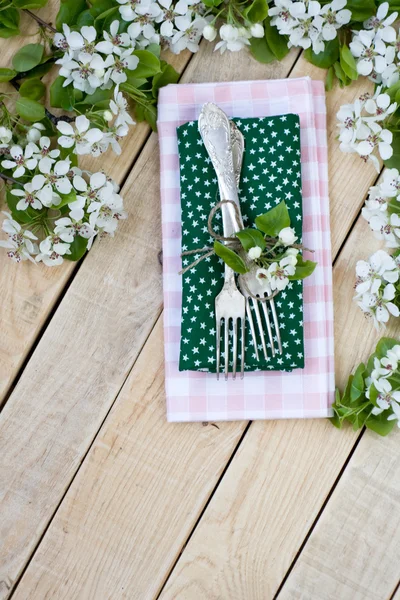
[240,317,245,379]
[246,298,259,361]
[261,299,275,358]
[232,319,238,379]
[216,318,221,380]
[269,297,282,354]
[251,298,268,360]
[224,319,229,380]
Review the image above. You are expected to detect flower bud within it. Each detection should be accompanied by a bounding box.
[248,246,262,260]
[0,126,12,144]
[279,226,297,246]
[203,24,217,42]
[103,110,113,122]
[250,23,264,38]
[26,127,41,142]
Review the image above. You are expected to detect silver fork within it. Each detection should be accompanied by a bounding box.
[199,104,246,380]
[229,121,282,359]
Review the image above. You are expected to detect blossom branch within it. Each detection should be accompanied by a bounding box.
[0,172,19,185]
[23,9,57,33]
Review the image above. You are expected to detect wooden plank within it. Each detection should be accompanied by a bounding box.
[0,8,190,404]
[277,429,400,600]
[158,214,400,600]
[289,59,376,256]
[8,60,392,600]
[0,46,300,599]
[10,318,247,600]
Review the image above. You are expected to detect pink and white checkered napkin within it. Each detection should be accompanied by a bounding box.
[158,76,334,422]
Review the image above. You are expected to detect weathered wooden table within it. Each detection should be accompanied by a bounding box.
[1,3,400,599]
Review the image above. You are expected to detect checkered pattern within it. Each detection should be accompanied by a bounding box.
[158,77,335,422]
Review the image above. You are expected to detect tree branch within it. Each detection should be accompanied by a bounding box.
[23,9,57,33]
[0,172,20,186]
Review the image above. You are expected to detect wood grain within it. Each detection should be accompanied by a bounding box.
[10,318,247,600]
[0,44,301,599]
[8,62,398,600]
[0,2,190,404]
[277,429,400,600]
[158,213,400,600]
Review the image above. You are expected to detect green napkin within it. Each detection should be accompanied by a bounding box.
[177,114,304,373]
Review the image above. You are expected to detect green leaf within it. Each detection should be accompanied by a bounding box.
[249,36,276,64]
[93,5,119,31]
[288,257,317,281]
[131,50,161,78]
[333,61,350,88]
[50,76,75,111]
[366,411,396,436]
[12,43,44,73]
[135,102,157,131]
[386,80,400,102]
[236,228,266,252]
[264,17,290,61]
[246,0,269,23]
[384,132,400,169]
[0,68,17,82]
[214,241,248,274]
[13,0,48,7]
[65,235,89,261]
[147,43,161,58]
[0,8,20,38]
[56,0,87,29]
[56,189,77,209]
[368,382,380,407]
[15,96,45,121]
[6,190,43,224]
[350,362,366,403]
[77,9,95,27]
[304,38,339,69]
[340,44,358,80]
[255,201,290,236]
[152,62,180,98]
[375,337,398,359]
[19,78,45,101]
[346,0,376,21]
[89,0,115,17]
[19,59,55,80]
[325,66,335,91]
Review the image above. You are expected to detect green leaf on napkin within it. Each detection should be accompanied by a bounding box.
[236,228,266,252]
[255,201,290,236]
[214,241,248,274]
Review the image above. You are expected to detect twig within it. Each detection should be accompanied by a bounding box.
[0,172,20,185]
[23,9,57,33]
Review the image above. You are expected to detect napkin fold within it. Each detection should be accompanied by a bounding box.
[158,77,335,422]
[177,114,305,373]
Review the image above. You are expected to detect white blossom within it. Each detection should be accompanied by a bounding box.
[170,16,210,53]
[10,180,44,211]
[95,20,131,55]
[364,1,398,43]
[2,144,37,178]
[0,212,38,263]
[354,249,398,296]
[26,122,46,143]
[117,0,152,22]
[214,24,251,54]
[202,23,217,41]
[371,378,400,415]
[250,23,265,38]
[156,0,189,38]
[57,115,104,156]
[103,48,139,84]
[358,282,400,328]
[29,136,60,173]
[109,86,135,127]
[35,235,71,267]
